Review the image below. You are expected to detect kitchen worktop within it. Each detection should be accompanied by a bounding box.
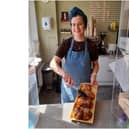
[29,100,117,128]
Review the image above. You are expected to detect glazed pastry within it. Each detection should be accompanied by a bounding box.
[79,86,95,99]
[80,84,91,91]
[76,96,86,106]
[79,84,95,99]
[82,107,92,121]
[83,97,93,108]
[76,96,92,108]
[72,107,83,120]
[71,83,96,121]
[84,90,95,100]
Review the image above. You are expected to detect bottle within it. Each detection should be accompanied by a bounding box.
[116,113,128,128]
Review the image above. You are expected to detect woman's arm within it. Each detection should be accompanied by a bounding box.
[90,60,99,85]
[50,56,64,77]
[50,56,74,86]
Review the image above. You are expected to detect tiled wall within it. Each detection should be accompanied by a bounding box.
[56,1,121,46]
[34,1,121,62]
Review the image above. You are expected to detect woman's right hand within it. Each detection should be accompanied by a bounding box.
[62,72,74,86]
[49,56,74,86]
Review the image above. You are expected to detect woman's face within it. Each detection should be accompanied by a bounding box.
[71,15,85,39]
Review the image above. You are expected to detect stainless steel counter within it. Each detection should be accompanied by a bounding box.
[29,100,116,128]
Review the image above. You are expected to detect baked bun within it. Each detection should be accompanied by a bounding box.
[76,96,93,108]
[82,107,92,121]
[80,84,91,91]
[79,84,95,99]
[72,107,83,120]
[84,90,95,100]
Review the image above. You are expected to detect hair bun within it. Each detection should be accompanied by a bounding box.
[69,6,88,28]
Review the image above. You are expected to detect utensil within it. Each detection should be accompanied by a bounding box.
[70,85,87,97]
[71,85,79,90]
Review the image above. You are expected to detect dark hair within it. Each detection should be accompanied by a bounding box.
[69,7,88,28]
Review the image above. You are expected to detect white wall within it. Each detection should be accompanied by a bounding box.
[35,1,58,63]
[29,1,40,57]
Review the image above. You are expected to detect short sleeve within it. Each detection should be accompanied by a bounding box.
[87,40,99,61]
[55,38,71,59]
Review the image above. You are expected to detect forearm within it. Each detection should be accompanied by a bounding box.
[90,60,99,84]
[50,56,65,77]
[50,56,74,86]
[92,60,99,76]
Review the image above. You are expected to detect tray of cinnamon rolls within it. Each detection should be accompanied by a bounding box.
[70,83,98,124]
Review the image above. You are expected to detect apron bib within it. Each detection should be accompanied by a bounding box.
[61,38,91,103]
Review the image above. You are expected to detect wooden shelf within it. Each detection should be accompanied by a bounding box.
[60,32,71,34]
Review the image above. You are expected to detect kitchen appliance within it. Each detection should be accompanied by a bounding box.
[108,43,116,55]
[98,32,107,55]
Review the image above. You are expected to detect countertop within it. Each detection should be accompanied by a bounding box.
[29,100,117,128]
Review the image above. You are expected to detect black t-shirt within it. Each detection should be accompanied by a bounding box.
[56,37,98,61]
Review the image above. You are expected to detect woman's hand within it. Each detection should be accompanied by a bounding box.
[62,72,74,86]
[50,56,74,86]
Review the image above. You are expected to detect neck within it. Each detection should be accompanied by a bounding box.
[73,36,85,42]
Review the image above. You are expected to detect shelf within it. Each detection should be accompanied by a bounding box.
[60,32,71,34]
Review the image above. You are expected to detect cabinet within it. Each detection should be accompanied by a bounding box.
[96,55,115,86]
[109,1,129,127]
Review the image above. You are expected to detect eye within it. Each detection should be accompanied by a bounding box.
[71,23,76,27]
[78,23,83,26]
[71,23,84,27]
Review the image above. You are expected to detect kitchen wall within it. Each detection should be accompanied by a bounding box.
[35,1,58,63]
[29,1,40,57]
[56,1,121,46]
[34,1,121,63]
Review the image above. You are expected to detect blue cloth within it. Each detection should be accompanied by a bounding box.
[69,7,87,28]
[61,38,91,103]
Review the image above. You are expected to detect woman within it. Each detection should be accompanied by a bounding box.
[50,7,99,103]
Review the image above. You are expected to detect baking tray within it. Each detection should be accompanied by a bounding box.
[70,83,98,124]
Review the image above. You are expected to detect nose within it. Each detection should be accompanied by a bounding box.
[74,24,80,30]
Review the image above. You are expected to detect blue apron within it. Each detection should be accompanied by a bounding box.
[61,38,91,103]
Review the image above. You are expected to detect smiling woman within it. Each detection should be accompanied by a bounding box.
[50,6,99,104]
